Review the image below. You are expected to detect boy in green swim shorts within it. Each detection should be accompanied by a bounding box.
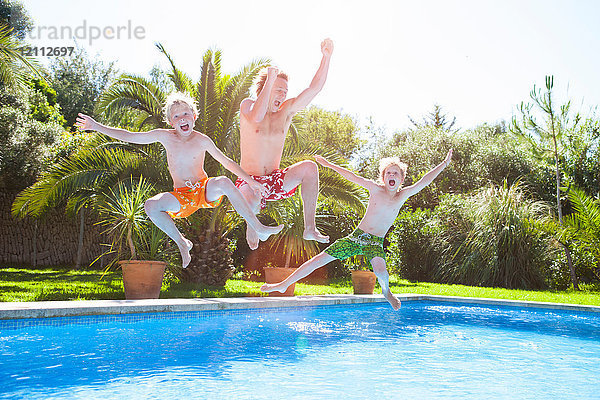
[261,150,453,310]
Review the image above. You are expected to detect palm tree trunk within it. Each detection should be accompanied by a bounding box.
[127,225,136,259]
[285,244,292,268]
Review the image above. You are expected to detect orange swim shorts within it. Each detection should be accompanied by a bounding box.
[167,178,223,219]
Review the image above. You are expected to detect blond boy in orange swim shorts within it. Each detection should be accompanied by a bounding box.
[76,93,282,268]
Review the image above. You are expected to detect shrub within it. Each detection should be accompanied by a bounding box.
[437,182,556,289]
[387,208,442,281]
[390,182,559,289]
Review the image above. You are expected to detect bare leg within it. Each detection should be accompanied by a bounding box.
[261,252,336,293]
[283,160,329,243]
[371,257,401,311]
[144,192,193,268]
[206,177,283,243]
[237,184,262,250]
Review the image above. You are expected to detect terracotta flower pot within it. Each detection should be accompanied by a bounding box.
[351,270,377,294]
[119,260,166,299]
[263,267,297,296]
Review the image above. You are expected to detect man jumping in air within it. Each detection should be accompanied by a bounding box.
[236,38,334,250]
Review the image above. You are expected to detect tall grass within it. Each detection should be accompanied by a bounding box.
[437,181,555,289]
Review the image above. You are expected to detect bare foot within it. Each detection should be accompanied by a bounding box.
[255,224,284,243]
[261,282,289,293]
[303,227,330,243]
[384,289,401,311]
[179,238,193,268]
[246,226,259,250]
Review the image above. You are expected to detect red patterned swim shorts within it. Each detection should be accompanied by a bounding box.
[235,168,298,210]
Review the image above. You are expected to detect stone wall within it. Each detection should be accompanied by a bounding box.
[0,192,106,267]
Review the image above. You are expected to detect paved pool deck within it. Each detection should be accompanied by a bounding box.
[1,294,599,319]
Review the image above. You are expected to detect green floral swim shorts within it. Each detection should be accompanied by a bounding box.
[324,228,386,262]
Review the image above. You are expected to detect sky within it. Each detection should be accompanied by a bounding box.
[23,0,600,134]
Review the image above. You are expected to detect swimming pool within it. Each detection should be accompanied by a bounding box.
[1,300,599,399]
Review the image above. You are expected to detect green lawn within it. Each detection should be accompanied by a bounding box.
[1,266,599,306]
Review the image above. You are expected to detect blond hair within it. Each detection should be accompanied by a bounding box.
[255,68,288,97]
[163,92,198,124]
[378,157,408,184]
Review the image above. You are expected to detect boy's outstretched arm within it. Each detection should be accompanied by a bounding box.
[75,113,163,144]
[314,155,375,190]
[204,137,266,196]
[402,149,453,197]
[285,39,333,114]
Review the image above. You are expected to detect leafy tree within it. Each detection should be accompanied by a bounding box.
[562,116,600,196]
[408,104,457,132]
[363,123,547,210]
[27,78,66,125]
[0,84,64,190]
[511,76,581,289]
[50,47,117,128]
[298,106,362,160]
[0,0,32,39]
[353,116,388,175]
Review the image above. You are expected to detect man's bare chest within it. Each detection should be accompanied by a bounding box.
[251,112,289,135]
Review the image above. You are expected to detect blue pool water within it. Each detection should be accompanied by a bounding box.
[1,301,599,399]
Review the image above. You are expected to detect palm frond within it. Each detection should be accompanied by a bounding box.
[0,23,44,89]
[155,42,195,95]
[12,146,143,218]
[98,74,165,127]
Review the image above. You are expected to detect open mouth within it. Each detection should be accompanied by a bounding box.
[180,123,190,132]
[274,100,281,108]
[388,179,396,187]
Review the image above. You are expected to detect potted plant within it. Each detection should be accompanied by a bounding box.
[349,256,377,295]
[263,262,297,297]
[96,176,172,299]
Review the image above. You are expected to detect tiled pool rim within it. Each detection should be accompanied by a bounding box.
[1,294,599,320]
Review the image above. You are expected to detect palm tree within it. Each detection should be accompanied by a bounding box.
[96,44,271,282]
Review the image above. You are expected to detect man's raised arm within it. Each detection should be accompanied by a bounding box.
[75,113,163,145]
[286,38,333,114]
[241,67,278,123]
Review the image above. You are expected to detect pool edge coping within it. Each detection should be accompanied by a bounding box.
[0,294,599,319]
